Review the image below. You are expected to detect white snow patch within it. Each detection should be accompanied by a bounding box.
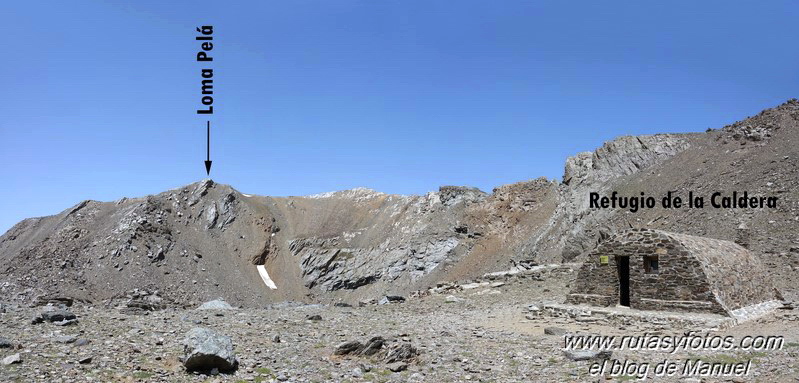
[257,265,277,290]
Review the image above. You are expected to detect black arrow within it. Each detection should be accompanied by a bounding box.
[204,121,212,175]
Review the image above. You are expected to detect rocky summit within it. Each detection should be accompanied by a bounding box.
[1,100,799,381]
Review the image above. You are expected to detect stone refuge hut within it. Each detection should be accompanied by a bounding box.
[567,229,781,318]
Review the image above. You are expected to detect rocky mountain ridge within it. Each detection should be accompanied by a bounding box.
[1,99,797,307]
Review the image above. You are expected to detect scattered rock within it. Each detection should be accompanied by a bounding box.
[33,295,74,307]
[0,337,13,348]
[1,353,21,365]
[386,361,408,372]
[123,291,165,313]
[41,306,77,322]
[543,327,569,336]
[32,305,77,324]
[563,350,612,361]
[445,295,464,303]
[198,299,234,310]
[385,343,418,363]
[334,340,363,356]
[461,282,488,290]
[53,335,77,344]
[306,314,322,321]
[378,296,406,305]
[334,336,389,357]
[358,336,385,356]
[53,318,79,326]
[182,327,238,372]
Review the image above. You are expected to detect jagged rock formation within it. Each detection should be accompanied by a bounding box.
[1,99,797,306]
[525,133,693,262]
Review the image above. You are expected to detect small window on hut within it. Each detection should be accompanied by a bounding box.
[643,255,659,274]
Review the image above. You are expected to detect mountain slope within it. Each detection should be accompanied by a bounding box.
[1,99,797,306]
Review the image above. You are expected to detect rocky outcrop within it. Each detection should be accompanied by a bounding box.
[293,236,459,291]
[524,134,691,262]
[333,335,419,372]
[438,186,487,206]
[579,135,689,185]
[488,179,552,213]
[250,218,279,265]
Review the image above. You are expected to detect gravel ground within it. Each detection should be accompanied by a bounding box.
[2,271,798,383]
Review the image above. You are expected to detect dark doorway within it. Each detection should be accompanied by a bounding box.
[617,256,630,307]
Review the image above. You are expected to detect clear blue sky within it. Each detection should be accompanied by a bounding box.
[2,1,797,234]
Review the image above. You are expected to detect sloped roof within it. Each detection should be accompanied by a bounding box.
[619,229,776,313]
[662,231,773,313]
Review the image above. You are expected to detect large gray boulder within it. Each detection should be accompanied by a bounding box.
[41,306,76,322]
[183,327,238,372]
[197,299,234,310]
